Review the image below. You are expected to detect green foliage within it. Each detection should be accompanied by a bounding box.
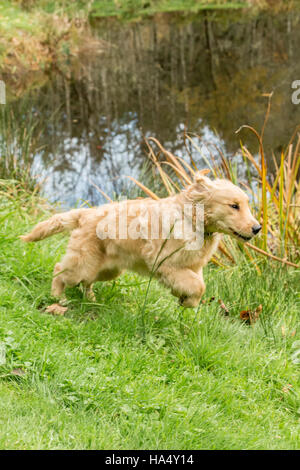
[0,104,38,190]
[0,182,299,449]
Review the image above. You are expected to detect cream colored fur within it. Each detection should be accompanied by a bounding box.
[21,173,260,307]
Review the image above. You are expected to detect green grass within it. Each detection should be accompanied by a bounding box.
[90,0,248,18]
[0,1,91,87]
[0,183,299,449]
[0,1,44,49]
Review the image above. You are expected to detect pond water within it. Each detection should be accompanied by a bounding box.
[11,9,300,206]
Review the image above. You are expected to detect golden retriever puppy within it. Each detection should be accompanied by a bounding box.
[21,172,261,307]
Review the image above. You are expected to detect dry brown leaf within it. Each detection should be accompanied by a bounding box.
[240,304,262,324]
[218,299,229,316]
[255,304,263,315]
[45,303,68,316]
[202,297,216,305]
[240,310,251,322]
[11,368,26,377]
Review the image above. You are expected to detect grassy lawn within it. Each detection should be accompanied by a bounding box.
[0,184,299,449]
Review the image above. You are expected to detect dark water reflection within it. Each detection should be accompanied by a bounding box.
[15,10,300,205]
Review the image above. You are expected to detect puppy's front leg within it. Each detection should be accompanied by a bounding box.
[158,267,205,308]
[81,282,96,302]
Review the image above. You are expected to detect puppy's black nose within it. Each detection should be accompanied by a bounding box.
[252,224,262,235]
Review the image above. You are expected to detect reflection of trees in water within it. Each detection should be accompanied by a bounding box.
[20,11,300,205]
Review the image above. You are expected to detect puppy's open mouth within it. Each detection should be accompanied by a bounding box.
[232,230,252,241]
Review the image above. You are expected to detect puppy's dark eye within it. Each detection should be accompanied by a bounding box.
[230,204,239,210]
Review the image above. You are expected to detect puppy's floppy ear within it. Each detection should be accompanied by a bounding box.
[187,169,214,201]
[193,169,212,188]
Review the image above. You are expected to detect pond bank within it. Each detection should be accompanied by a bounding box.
[1,0,297,94]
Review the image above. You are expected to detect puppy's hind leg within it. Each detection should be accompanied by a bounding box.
[51,263,66,301]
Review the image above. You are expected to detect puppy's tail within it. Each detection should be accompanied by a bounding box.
[20,209,85,242]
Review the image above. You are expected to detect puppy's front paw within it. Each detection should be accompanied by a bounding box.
[86,289,96,302]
